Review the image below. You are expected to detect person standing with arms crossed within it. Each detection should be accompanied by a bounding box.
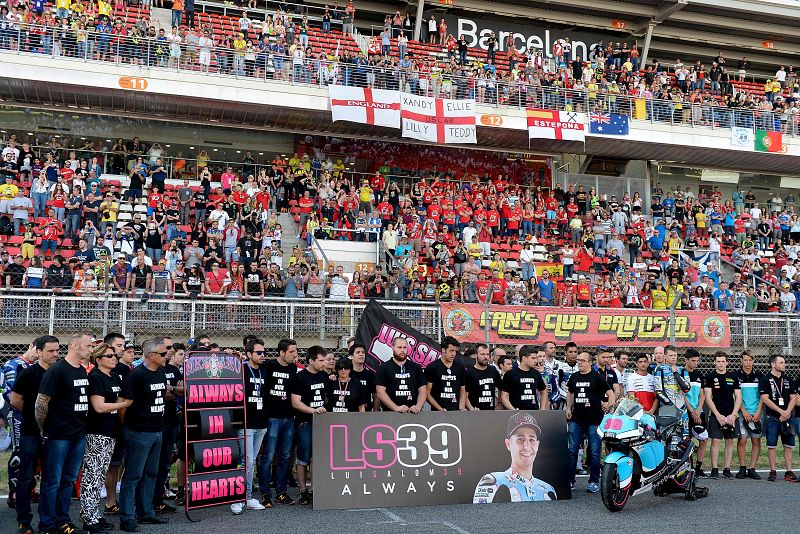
[375,337,427,413]
[703,351,742,480]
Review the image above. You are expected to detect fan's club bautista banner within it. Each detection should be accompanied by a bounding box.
[401,94,477,144]
[329,85,401,128]
[355,299,442,370]
[183,352,247,510]
[441,304,731,347]
[312,410,570,510]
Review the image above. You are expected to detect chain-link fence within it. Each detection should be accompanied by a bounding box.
[0,294,797,371]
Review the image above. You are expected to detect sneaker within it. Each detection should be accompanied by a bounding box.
[57,523,87,534]
[17,524,33,534]
[82,522,110,534]
[722,468,734,479]
[287,476,299,488]
[96,518,113,530]
[276,493,295,505]
[735,466,747,479]
[570,482,575,491]
[230,502,244,515]
[709,468,719,479]
[586,482,600,493]
[695,468,708,479]
[138,516,167,525]
[175,490,185,507]
[576,468,588,476]
[163,488,176,500]
[118,520,140,533]
[246,498,265,511]
[103,504,119,515]
[298,490,312,505]
[784,471,800,483]
[747,468,761,480]
[154,502,177,514]
[260,495,273,508]
[768,470,777,482]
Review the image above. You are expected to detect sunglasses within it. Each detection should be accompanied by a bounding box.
[251,350,265,355]
[151,350,169,357]
[102,353,117,359]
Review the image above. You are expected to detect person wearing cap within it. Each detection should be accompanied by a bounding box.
[758,355,799,482]
[566,350,614,492]
[734,350,763,480]
[703,351,742,479]
[473,412,556,503]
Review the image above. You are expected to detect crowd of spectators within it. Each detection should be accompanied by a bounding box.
[1,131,799,314]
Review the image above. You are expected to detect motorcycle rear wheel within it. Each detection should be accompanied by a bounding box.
[600,464,630,512]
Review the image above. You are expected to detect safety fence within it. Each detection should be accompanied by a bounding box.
[0,294,796,365]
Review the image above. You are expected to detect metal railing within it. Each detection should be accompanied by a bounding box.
[2,25,797,136]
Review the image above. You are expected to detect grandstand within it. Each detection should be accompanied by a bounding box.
[0,0,799,359]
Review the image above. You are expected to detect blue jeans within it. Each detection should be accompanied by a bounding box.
[32,191,49,219]
[171,9,182,28]
[119,429,163,522]
[16,434,43,526]
[568,421,602,484]
[154,424,178,506]
[322,21,331,33]
[39,435,87,530]
[295,421,312,466]
[522,263,534,281]
[238,427,268,499]
[257,417,294,497]
[65,213,81,241]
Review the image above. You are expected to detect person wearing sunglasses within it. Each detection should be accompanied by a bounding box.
[153,338,182,515]
[118,338,171,532]
[81,343,132,534]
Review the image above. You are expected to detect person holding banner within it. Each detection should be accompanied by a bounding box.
[375,337,427,413]
[348,343,376,411]
[326,358,366,413]
[290,346,329,506]
[465,344,501,411]
[500,345,548,411]
[425,337,467,411]
[231,338,268,515]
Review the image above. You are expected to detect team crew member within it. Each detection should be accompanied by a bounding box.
[683,349,709,478]
[118,337,171,532]
[9,336,59,534]
[170,343,188,507]
[154,338,182,515]
[35,332,93,534]
[500,345,548,411]
[375,337,427,413]
[623,354,658,414]
[556,342,580,409]
[703,351,742,480]
[232,338,269,514]
[566,351,614,493]
[652,345,689,414]
[735,350,763,480]
[542,341,561,377]
[258,339,298,507]
[594,347,621,400]
[647,345,665,374]
[107,338,134,515]
[758,355,798,482]
[81,344,132,534]
[291,346,329,506]
[3,341,37,509]
[473,413,557,503]
[465,343,500,411]
[326,358,366,413]
[425,336,466,411]
[348,343,376,410]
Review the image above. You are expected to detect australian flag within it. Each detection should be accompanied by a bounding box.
[589,112,629,135]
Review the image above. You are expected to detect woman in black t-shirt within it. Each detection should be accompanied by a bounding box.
[80,344,131,532]
[326,358,366,413]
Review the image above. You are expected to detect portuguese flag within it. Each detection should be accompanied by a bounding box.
[755,130,783,152]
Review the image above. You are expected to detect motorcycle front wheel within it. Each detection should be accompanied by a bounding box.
[600,463,631,512]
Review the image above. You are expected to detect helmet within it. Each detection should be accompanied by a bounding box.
[692,424,709,441]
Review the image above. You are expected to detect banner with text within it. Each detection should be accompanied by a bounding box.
[355,299,441,370]
[184,352,247,510]
[401,93,477,144]
[312,410,569,510]
[440,304,730,347]
[329,85,401,129]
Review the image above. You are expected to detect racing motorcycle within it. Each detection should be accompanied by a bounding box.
[597,373,708,512]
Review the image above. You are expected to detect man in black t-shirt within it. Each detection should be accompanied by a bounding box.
[500,345,548,411]
[425,336,466,411]
[257,339,299,506]
[703,352,742,480]
[594,348,622,400]
[35,332,92,534]
[118,337,170,532]
[566,351,614,492]
[375,337,427,413]
[758,355,798,482]
[9,335,59,533]
[290,346,329,506]
[348,343,376,410]
[153,338,184,515]
[465,343,500,410]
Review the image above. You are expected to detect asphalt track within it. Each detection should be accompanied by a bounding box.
[3,475,797,534]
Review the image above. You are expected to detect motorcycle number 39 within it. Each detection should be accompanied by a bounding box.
[603,418,624,430]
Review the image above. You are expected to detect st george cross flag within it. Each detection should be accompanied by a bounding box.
[329,85,401,129]
[589,112,629,135]
[400,93,477,144]
[527,109,586,142]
